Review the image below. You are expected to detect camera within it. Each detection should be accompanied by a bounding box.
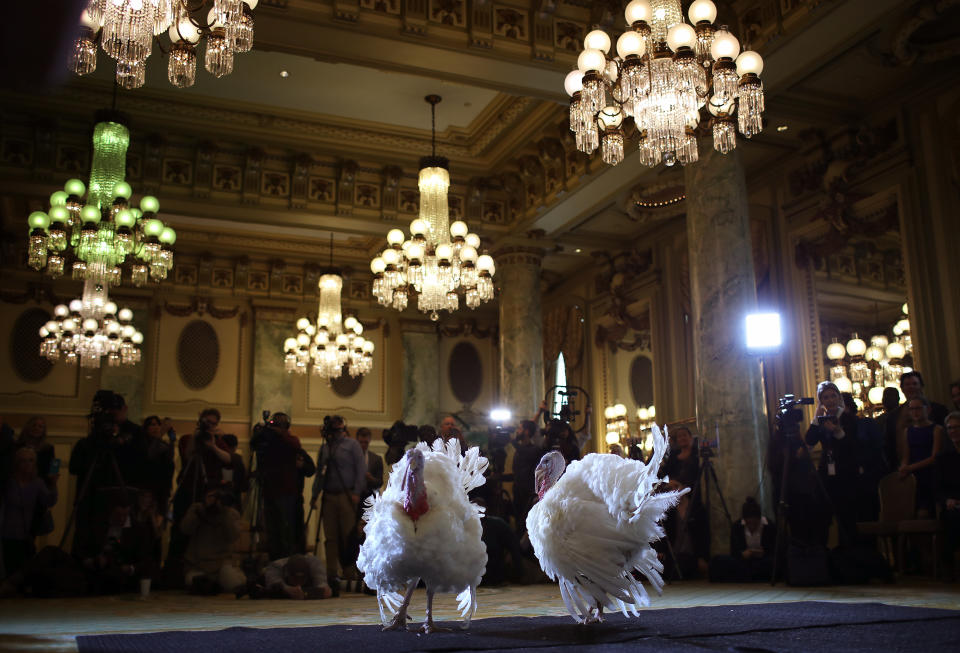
[815,415,837,426]
[776,394,814,435]
[88,390,120,446]
[252,410,284,451]
[383,420,419,448]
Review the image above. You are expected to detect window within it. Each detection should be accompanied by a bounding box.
[552,352,566,414]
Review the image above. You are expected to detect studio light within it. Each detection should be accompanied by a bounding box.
[745,312,782,351]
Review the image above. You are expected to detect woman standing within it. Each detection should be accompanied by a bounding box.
[16,417,54,477]
[899,396,944,516]
[0,448,58,579]
[805,381,859,548]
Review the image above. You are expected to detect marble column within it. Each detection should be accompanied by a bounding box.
[496,247,545,422]
[684,147,769,554]
[401,325,440,427]
[251,314,293,427]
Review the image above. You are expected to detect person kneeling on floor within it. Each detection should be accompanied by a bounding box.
[242,554,332,599]
[181,485,245,595]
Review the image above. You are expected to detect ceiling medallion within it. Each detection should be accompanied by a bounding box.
[565,0,766,168]
[369,95,495,321]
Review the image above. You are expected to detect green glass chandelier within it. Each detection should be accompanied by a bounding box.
[27,114,176,288]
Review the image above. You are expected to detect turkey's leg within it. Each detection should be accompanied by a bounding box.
[586,602,604,624]
[420,587,450,633]
[420,588,437,633]
[383,579,418,631]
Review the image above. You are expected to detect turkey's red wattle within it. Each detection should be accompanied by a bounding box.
[402,469,429,522]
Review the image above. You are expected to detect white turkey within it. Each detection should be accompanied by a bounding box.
[526,423,687,624]
[357,438,488,633]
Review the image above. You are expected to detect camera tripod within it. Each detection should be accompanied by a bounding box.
[768,428,854,585]
[666,449,733,580]
[59,445,129,550]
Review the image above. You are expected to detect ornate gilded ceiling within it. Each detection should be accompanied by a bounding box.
[0,0,953,292]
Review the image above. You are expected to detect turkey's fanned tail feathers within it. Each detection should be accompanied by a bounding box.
[527,422,688,623]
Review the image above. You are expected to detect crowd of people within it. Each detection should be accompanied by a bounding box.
[0,370,957,599]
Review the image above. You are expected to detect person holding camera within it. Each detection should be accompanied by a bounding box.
[250,413,303,560]
[181,485,245,595]
[805,381,860,548]
[511,419,541,534]
[310,415,366,593]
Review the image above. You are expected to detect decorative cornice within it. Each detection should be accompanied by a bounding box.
[493,245,547,266]
[3,85,536,171]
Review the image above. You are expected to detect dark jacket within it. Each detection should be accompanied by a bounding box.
[805,411,859,486]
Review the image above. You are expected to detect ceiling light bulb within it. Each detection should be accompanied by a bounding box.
[450,220,468,238]
[370,257,386,274]
[168,19,200,44]
[688,0,717,24]
[616,30,645,58]
[564,70,584,96]
[577,48,606,74]
[735,50,764,76]
[710,28,740,60]
[624,0,651,23]
[387,228,405,245]
[584,29,611,54]
[666,23,697,51]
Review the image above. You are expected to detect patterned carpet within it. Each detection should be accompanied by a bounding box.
[1,580,959,651]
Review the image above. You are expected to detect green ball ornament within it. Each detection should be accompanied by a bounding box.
[112,181,133,200]
[49,191,69,207]
[144,218,164,237]
[140,195,160,213]
[115,209,136,228]
[80,205,101,223]
[28,211,50,231]
[64,179,86,196]
[48,206,69,224]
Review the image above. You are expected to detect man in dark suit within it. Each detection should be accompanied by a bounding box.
[355,428,383,499]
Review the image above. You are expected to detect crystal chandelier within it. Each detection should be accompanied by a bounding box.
[70,0,258,90]
[564,0,765,168]
[27,114,176,288]
[283,244,375,380]
[370,95,495,321]
[604,403,656,459]
[39,279,143,368]
[826,303,912,415]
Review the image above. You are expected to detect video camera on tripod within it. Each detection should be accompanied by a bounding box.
[775,394,815,435]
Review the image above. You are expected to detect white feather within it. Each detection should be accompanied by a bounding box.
[357,438,488,627]
[526,423,687,623]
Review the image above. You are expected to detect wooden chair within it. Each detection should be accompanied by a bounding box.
[899,505,942,579]
[856,473,916,569]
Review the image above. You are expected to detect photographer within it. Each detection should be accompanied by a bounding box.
[68,391,140,558]
[250,412,303,560]
[382,420,418,466]
[659,426,709,578]
[311,415,365,593]
[181,485,245,595]
[805,381,859,548]
[246,553,331,600]
[511,419,541,534]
